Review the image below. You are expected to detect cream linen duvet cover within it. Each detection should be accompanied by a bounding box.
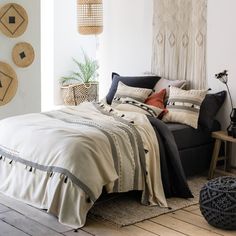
[0,102,166,228]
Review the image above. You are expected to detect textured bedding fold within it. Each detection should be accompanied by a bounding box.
[0,102,167,228]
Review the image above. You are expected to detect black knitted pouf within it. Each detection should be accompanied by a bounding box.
[199,176,236,230]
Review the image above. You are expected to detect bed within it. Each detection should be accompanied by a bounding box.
[0,74,226,228]
[167,120,221,177]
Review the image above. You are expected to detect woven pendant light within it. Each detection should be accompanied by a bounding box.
[77,0,103,35]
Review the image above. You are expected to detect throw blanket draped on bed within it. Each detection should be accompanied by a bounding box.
[148,116,193,198]
[0,102,169,228]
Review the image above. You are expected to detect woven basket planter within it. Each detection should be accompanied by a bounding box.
[61,82,98,106]
[199,176,236,230]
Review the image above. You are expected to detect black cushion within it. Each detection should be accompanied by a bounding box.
[198,91,226,130]
[105,72,161,104]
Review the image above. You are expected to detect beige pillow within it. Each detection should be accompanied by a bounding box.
[112,81,152,105]
[154,77,187,97]
[163,87,207,129]
[115,97,164,118]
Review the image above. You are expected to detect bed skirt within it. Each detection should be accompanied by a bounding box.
[0,157,93,228]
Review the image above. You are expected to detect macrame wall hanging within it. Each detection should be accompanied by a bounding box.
[151,0,207,89]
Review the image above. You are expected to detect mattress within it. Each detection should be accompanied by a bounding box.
[166,121,220,150]
[165,120,221,177]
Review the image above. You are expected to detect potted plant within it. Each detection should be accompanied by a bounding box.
[60,51,99,105]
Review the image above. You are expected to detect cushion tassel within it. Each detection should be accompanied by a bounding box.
[9,160,13,165]
[50,172,53,177]
[29,166,33,172]
[0,156,2,160]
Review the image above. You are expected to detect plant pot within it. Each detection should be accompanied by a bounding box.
[61,82,98,106]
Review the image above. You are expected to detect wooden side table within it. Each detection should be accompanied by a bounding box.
[208,131,236,179]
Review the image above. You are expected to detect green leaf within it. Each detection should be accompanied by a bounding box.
[60,50,99,85]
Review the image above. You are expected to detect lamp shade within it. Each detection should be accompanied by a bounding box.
[77,0,103,35]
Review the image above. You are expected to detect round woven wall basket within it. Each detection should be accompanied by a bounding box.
[0,61,18,106]
[199,176,236,230]
[12,42,35,68]
[61,82,98,106]
[0,3,28,38]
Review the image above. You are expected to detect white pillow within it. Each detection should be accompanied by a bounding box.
[115,98,164,118]
[163,87,207,128]
[112,81,152,106]
[154,77,187,97]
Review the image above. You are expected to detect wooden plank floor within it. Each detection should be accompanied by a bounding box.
[0,193,235,236]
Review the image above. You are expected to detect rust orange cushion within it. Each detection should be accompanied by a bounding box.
[145,89,166,109]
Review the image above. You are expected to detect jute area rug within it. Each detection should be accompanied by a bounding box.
[88,176,207,227]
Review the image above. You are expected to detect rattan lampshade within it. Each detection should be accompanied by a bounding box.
[77,0,103,35]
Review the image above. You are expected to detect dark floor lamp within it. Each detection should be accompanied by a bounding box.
[215,70,236,137]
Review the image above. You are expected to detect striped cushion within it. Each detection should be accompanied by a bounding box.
[115,98,164,118]
[163,87,207,128]
[112,82,152,106]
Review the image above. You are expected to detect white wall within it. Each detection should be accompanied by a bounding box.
[42,0,236,120]
[207,0,236,129]
[207,0,236,166]
[0,0,41,119]
[99,0,236,112]
[53,0,96,105]
[52,0,153,103]
[99,0,236,127]
[41,0,54,111]
[100,0,236,166]
[99,0,153,98]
